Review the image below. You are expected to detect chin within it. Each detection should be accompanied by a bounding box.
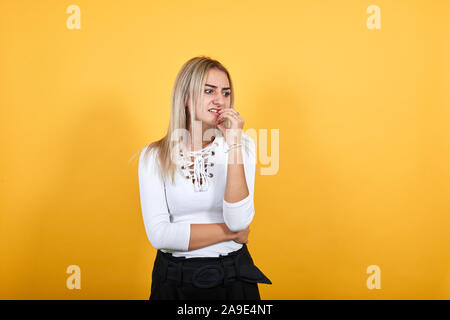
[207,120,218,127]
[196,117,215,127]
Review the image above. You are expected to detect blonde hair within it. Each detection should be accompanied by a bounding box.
[132,55,250,185]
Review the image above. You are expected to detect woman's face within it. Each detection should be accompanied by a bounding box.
[187,68,231,128]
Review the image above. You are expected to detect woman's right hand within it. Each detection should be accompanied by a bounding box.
[232,226,250,244]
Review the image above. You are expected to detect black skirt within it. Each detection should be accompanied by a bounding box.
[149,244,272,300]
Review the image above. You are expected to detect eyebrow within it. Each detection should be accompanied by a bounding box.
[205,83,231,90]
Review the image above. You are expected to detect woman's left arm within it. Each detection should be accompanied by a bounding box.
[224,143,249,202]
[216,109,257,232]
[222,136,256,232]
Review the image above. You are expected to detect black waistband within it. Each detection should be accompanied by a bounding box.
[154,244,272,289]
[159,244,248,263]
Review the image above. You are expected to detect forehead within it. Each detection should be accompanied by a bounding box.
[205,68,229,87]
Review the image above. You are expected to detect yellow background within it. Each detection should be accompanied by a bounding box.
[1,0,449,299]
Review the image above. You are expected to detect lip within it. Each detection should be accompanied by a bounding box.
[208,107,221,114]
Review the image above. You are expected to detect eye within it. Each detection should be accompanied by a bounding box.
[204,89,231,96]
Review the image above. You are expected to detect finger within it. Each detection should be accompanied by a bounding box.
[219,110,240,119]
[218,109,239,117]
[216,112,236,123]
[219,109,239,117]
[216,122,226,131]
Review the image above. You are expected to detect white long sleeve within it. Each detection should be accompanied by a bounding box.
[222,137,256,232]
[138,146,191,251]
[138,133,256,258]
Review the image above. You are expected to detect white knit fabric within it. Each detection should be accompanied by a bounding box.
[138,133,256,258]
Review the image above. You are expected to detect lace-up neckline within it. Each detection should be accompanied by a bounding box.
[179,138,219,192]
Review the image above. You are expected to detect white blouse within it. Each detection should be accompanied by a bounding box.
[138,133,256,258]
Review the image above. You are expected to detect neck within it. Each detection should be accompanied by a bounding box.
[186,119,215,151]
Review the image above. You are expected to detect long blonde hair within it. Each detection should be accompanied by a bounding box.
[132,56,249,185]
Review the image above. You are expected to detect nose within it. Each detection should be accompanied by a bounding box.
[212,93,226,107]
[212,99,222,107]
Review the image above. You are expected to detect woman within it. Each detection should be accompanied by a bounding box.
[138,56,272,300]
